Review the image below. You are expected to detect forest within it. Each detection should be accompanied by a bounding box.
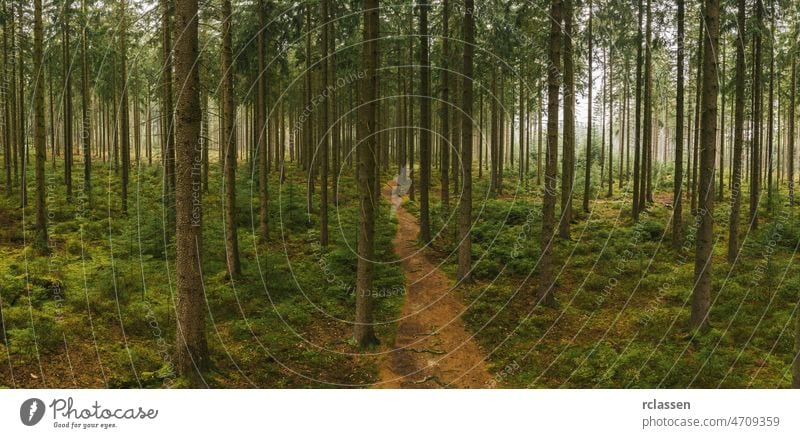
[0,0,799,389]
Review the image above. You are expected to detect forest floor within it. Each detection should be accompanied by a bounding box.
[375,178,491,388]
[2,162,799,388]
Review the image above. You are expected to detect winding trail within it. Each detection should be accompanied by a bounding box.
[375,178,491,388]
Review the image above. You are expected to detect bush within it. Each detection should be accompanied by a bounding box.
[7,316,63,359]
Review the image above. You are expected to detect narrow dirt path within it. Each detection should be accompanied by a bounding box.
[375,178,492,388]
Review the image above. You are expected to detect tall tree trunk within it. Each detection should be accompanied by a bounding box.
[728,0,746,263]
[17,1,26,208]
[540,0,562,308]
[173,0,207,382]
[607,45,614,197]
[440,0,450,209]
[632,0,643,220]
[304,6,314,214]
[641,0,653,211]
[418,0,431,243]
[63,1,73,201]
[749,0,763,229]
[355,0,380,347]
[559,0,574,239]
[407,10,415,201]
[319,0,330,246]
[718,40,726,200]
[491,70,498,194]
[457,0,474,283]
[3,0,11,197]
[789,58,796,206]
[329,5,339,205]
[766,9,774,205]
[221,0,241,277]
[537,84,542,186]
[673,0,685,246]
[583,0,593,213]
[161,0,176,227]
[519,80,525,184]
[33,0,47,249]
[119,0,130,214]
[691,0,720,333]
[81,0,91,198]
[601,49,606,189]
[257,0,269,242]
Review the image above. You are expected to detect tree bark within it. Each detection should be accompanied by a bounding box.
[673,0,685,246]
[440,0,450,209]
[33,0,47,250]
[749,0,763,229]
[355,0,379,347]
[691,0,720,333]
[728,0,746,263]
[320,0,330,246]
[641,0,653,211]
[540,0,562,307]
[173,0,208,382]
[559,0,574,238]
[583,0,593,213]
[457,0,474,283]
[161,0,176,228]
[221,0,241,277]
[257,0,269,242]
[63,1,73,201]
[418,0,431,243]
[119,0,130,214]
[632,0,643,220]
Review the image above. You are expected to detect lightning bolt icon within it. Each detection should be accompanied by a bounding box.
[28,400,38,422]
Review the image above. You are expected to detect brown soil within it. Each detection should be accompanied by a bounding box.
[374,180,492,388]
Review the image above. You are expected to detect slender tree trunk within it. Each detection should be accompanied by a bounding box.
[728,0,746,263]
[491,70,499,195]
[601,50,606,189]
[607,45,614,197]
[33,0,47,249]
[161,0,176,227]
[519,81,525,184]
[440,0,450,209]
[319,0,330,246]
[407,10,415,201]
[478,91,483,179]
[540,0,562,308]
[81,0,91,198]
[418,0,431,243]
[641,0,653,211]
[257,0,269,242]
[749,0,763,229]
[457,0,474,282]
[119,0,130,214]
[633,0,643,220]
[17,1,26,208]
[173,0,208,382]
[691,0,719,333]
[583,0,593,213]
[789,58,796,206]
[559,0,574,239]
[330,6,339,206]
[63,1,73,201]
[221,0,241,277]
[673,0,685,246]
[537,84,542,186]
[766,9,774,206]
[355,0,380,347]
[2,0,9,198]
